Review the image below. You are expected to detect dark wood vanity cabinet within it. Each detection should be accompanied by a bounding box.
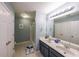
[39,40,64,57]
[39,40,49,57]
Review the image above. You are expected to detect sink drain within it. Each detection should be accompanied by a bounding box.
[64,52,66,54]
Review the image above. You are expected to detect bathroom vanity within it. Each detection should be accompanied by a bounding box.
[39,40,64,57]
[39,37,79,57]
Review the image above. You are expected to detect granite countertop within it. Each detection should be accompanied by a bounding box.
[40,37,79,57]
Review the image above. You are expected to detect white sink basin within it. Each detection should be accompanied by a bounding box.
[56,45,76,55]
[68,48,79,56]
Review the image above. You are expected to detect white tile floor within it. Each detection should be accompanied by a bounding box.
[14,43,43,57]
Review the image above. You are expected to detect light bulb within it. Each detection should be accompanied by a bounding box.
[21,13,30,18]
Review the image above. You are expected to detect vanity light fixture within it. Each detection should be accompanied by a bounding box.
[50,6,75,18]
[21,13,31,18]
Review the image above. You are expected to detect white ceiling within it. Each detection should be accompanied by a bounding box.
[11,2,66,14]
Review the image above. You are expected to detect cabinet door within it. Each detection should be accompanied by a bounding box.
[39,41,49,57]
[49,52,56,57]
[43,46,49,57]
[39,43,44,55]
[40,46,45,56]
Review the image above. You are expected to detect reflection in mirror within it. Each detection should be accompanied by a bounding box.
[54,13,79,45]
